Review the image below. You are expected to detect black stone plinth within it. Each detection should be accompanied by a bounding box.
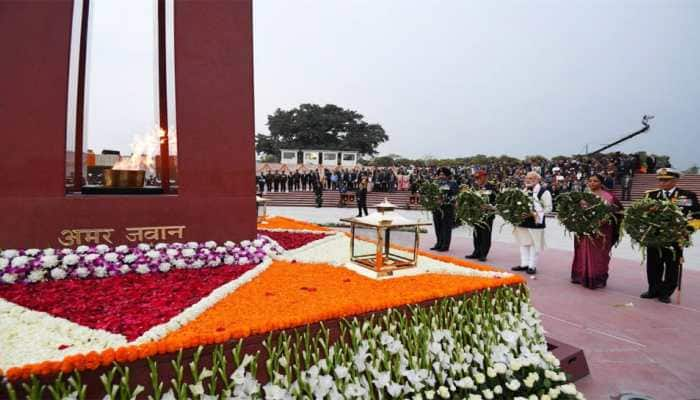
[80,186,164,195]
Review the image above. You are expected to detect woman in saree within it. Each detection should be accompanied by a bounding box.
[570,173,623,289]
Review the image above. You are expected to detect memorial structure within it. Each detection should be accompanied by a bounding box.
[0,0,255,248]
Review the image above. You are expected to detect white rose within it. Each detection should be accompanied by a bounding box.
[158,262,171,272]
[146,250,161,260]
[50,268,67,280]
[76,245,90,254]
[1,250,19,259]
[104,253,119,263]
[11,256,29,267]
[62,254,80,266]
[2,272,18,283]
[135,264,150,274]
[115,245,129,253]
[138,243,151,251]
[27,269,46,283]
[119,265,131,274]
[85,254,100,262]
[96,244,110,254]
[40,255,59,268]
[25,249,40,256]
[205,241,216,249]
[186,241,199,249]
[43,248,56,256]
[75,267,90,278]
[215,246,227,254]
[181,248,196,258]
[93,266,108,278]
[224,256,235,265]
[240,240,251,247]
[0,258,8,270]
[238,257,249,265]
[123,254,138,264]
[224,240,235,248]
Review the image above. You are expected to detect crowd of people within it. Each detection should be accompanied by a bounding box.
[257,152,668,204]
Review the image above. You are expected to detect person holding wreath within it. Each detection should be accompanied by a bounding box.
[640,168,699,303]
[430,167,459,252]
[570,174,623,289]
[512,171,552,275]
[465,170,497,261]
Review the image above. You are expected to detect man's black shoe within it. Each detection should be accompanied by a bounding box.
[526,268,537,275]
[430,245,441,251]
[465,254,478,259]
[511,266,528,271]
[478,257,487,262]
[435,248,449,252]
[658,296,671,304]
[640,291,657,299]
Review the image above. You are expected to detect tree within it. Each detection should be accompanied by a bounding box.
[255,104,388,158]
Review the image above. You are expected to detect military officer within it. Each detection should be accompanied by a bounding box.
[430,167,459,252]
[641,168,699,303]
[466,171,498,261]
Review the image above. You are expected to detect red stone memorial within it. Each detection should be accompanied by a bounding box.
[0,0,256,249]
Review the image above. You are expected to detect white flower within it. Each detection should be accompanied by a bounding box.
[85,254,100,263]
[493,385,503,395]
[387,382,403,398]
[506,379,521,391]
[493,362,508,374]
[224,240,236,248]
[27,269,46,283]
[334,366,349,379]
[2,250,19,258]
[166,249,179,257]
[455,376,475,390]
[510,359,523,372]
[155,243,168,250]
[188,383,204,396]
[437,386,450,399]
[138,243,151,251]
[501,329,519,345]
[62,254,80,266]
[215,246,227,254]
[135,264,150,274]
[0,258,8,270]
[76,245,90,254]
[75,267,90,278]
[482,389,494,400]
[559,384,578,395]
[240,240,251,247]
[115,245,129,253]
[192,260,204,269]
[344,383,368,398]
[96,244,110,253]
[186,241,199,249]
[50,268,67,280]
[60,248,73,255]
[173,259,187,269]
[263,383,291,400]
[253,239,264,247]
[43,248,56,256]
[119,264,131,274]
[11,256,29,267]
[541,395,551,400]
[238,257,249,265]
[25,248,40,256]
[104,253,119,263]
[424,390,435,400]
[158,262,171,272]
[123,254,137,264]
[468,394,482,400]
[181,248,196,258]
[146,250,161,260]
[548,387,560,399]
[224,256,235,265]
[205,241,217,249]
[474,372,486,384]
[2,272,18,283]
[529,395,537,400]
[93,266,108,278]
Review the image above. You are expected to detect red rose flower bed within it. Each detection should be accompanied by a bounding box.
[259,231,328,250]
[0,264,256,341]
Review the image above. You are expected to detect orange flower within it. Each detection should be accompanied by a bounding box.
[257,216,330,232]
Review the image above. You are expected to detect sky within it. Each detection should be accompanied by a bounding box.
[84,0,699,169]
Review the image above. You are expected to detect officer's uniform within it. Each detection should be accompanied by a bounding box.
[432,172,459,251]
[468,180,498,261]
[642,168,699,302]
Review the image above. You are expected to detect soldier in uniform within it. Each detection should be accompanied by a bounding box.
[265,172,273,193]
[640,168,699,303]
[272,171,280,192]
[430,167,459,252]
[466,171,497,261]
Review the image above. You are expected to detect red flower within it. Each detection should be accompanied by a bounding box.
[0,264,256,341]
[258,231,327,250]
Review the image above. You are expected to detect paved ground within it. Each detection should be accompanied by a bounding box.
[268,207,700,400]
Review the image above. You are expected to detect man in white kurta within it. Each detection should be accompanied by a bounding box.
[512,172,553,274]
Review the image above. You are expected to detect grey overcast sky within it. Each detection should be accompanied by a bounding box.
[253,0,699,168]
[85,1,699,169]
